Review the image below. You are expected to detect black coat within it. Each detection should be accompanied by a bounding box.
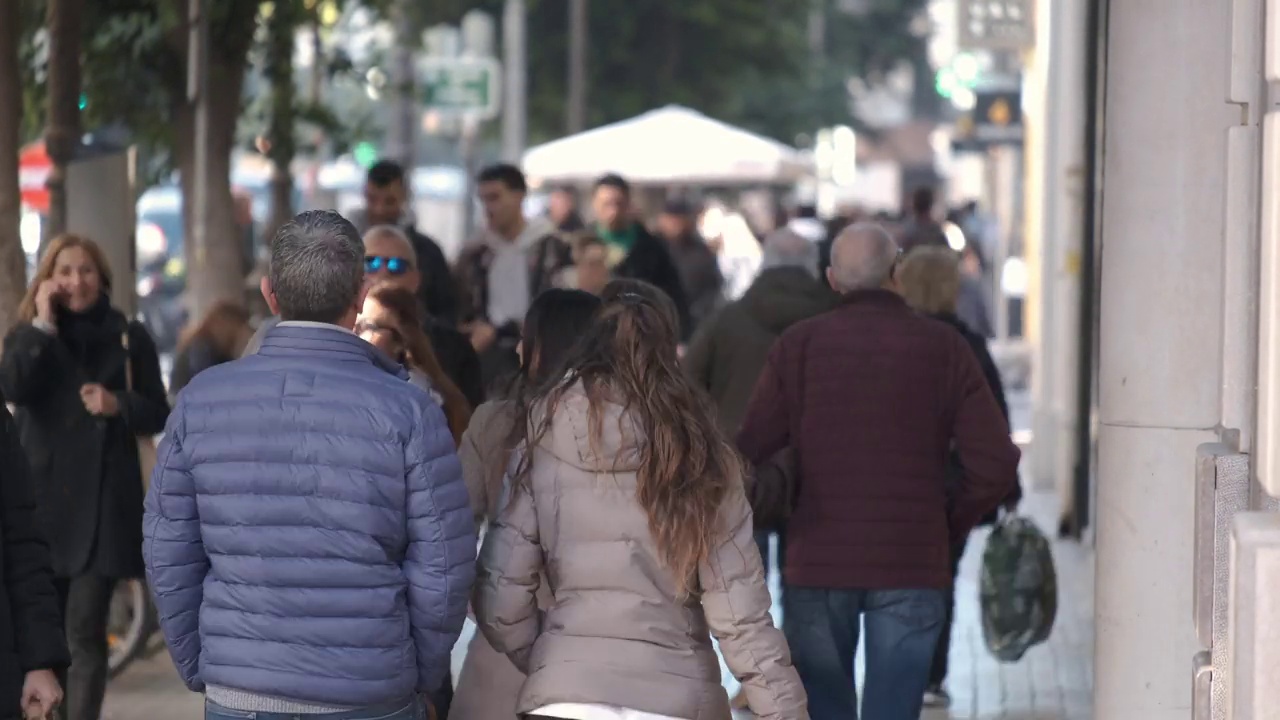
[933,311,1020,522]
[425,318,484,409]
[0,308,170,579]
[0,402,69,719]
[407,226,460,327]
[614,224,692,339]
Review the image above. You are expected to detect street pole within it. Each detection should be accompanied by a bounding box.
[566,0,587,134]
[389,0,417,168]
[187,0,210,315]
[502,0,527,163]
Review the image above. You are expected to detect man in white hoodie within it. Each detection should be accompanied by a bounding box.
[455,163,572,394]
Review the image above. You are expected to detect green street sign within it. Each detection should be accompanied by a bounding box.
[419,57,501,120]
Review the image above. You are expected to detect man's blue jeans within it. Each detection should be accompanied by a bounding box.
[783,587,945,720]
[205,696,425,720]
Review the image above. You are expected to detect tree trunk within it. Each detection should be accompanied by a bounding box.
[265,0,299,243]
[176,60,249,317]
[0,0,26,334]
[172,0,258,319]
[42,0,83,246]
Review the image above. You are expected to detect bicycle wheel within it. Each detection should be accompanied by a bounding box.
[107,579,157,678]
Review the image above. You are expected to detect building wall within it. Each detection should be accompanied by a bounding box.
[1094,0,1244,717]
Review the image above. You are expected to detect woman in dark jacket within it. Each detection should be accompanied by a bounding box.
[168,300,254,397]
[898,245,1017,709]
[0,400,68,720]
[0,234,169,720]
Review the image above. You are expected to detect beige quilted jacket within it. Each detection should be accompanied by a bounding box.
[473,384,808,720]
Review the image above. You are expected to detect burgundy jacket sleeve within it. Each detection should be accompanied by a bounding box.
[947,334,1021,537]
[736,341,792,465]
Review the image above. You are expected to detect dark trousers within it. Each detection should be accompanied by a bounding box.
[928,536,970,687]
[429,672,452,718]
[783,587,945,720]
[53,576,116,720]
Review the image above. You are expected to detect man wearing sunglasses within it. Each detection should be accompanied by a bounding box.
[347,160,460,327]
[364,226,484,408]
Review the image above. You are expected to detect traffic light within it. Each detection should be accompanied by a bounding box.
[78,93,87,111]
[353,142,378,168]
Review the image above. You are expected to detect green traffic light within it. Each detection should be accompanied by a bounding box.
[353,142,378,168]
[78,94,87,110]
[935,67,958,99]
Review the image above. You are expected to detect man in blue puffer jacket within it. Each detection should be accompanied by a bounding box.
[143,210,476,720]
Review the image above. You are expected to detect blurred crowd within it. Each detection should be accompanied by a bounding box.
[0,157,1019,720]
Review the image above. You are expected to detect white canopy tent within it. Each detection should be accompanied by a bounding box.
[522,105,811,185]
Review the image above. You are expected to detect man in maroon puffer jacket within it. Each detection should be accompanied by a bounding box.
[737,222,1019,720]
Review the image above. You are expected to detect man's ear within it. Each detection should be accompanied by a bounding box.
[261,276,280,316]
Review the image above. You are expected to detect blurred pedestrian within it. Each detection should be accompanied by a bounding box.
[358,282,473,444]
[450,288,602,720]
[364,225,485,407]
[546,186,585,234]
[0,401,68,720]
[348,160,459,325]
[563,234,611,296]
[656,198,723,335]
[0,234,169,720]
[475,279,807,720]
[897,246,1019,708]
[737,224,1020,720]
[590,175,691,336]
[957,242,995,339]
[457,164,573,398]
[684,226,835,711]
[898,187,949,254]
[143,211,475,720]
[168,301,254,397]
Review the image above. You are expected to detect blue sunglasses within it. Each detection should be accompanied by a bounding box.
[365,256,411,275]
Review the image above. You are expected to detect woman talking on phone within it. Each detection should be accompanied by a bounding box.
[0,234,169,720]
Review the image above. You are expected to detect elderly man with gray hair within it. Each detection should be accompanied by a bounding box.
[144,210,475,720]
[737,223,1020,720]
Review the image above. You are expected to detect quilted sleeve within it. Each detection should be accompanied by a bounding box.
[472,464,543,674]
[142,397,208,691]
[700,482,807,720]
[403,400,477,694]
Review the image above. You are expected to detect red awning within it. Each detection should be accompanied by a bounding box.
[19,141,51,213]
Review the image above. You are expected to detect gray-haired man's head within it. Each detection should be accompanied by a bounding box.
[827,222,900,294]
[262,210,366,326]
[761,228,820,278]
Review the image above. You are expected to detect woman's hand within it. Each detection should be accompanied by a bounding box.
[34,281,62,326]
[79,383,120,417]
[21,669,62,719]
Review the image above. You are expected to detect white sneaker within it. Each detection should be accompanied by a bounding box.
[923,685,952,708]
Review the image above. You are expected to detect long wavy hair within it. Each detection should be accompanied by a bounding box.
[366,283,472,444]
[177,301,253,358]
[509,279,737,596]
[19,234,113,323]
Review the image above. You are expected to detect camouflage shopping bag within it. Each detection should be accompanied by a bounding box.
[979,513,1058,662]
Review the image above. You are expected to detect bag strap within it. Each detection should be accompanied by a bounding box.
[121,330,134,392]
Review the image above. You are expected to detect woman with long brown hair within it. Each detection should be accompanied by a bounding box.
[0,234,169,720]
[357,282,471,443]
[474,280,806,720]
[168,301,254,396]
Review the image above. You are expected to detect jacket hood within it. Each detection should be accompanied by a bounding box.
[539,382,643,474]
[741,267,837,335]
